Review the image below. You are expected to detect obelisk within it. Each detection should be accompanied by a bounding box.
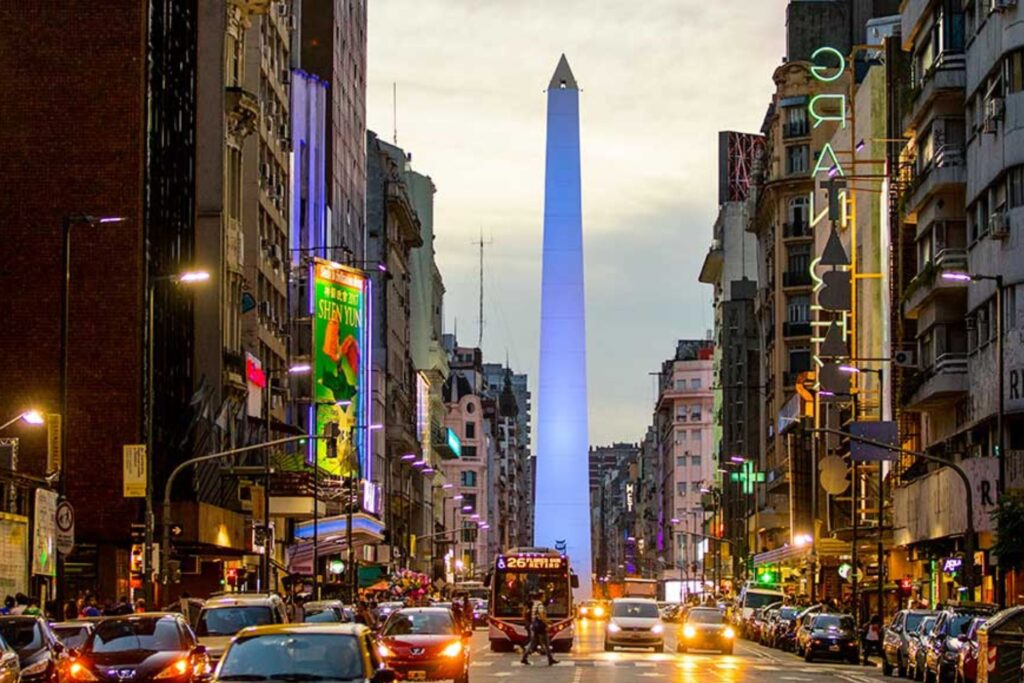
[534,55,592,598]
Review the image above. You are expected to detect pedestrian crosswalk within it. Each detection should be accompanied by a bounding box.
[471,659,879,673]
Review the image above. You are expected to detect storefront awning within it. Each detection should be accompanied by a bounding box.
[753,538,851,567]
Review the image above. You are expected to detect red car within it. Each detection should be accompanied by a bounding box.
[956,617,987,683]
[376,608,469,683]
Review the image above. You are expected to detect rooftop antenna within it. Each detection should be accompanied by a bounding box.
[472,230,493,348]
[392,82,398,144]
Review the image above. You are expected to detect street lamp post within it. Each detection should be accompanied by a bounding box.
[0,410,45,433]
[58,214,125,606]
[143,270,209,606]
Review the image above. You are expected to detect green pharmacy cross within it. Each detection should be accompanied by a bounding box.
[730,461,765,494]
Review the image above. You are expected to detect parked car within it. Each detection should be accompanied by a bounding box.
[955,617,986,683]
[745,603,780,644]
[302,601,354,624]
[923,604,998,683]
[677,607,734,655]
[883,609,937,677]
[375,607,470,683]
[908,616,938,681]
[469,599,489,628]
[0,633,19,683]
[0,615,66,683]
[214,623,393,683]
[195,594,288,661]
[735,585,786,633]
[64,613,209,683]
[797,613,859,664]
[603,599,665,652]
[374,602,405,624]
[50,621,96,650]
[765,606,801,650]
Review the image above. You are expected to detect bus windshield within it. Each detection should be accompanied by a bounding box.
[492,570,570,619]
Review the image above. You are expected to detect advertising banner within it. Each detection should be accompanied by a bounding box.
[32,489,57,576]
[123,444,147,498]
[311,259,367,477]
[0,513,28,596]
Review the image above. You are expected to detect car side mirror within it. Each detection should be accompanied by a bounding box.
[372,669,397,683]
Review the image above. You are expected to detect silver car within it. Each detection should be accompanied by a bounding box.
[604,598,665,652]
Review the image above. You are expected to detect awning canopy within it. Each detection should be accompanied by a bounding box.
[753,538,850,568]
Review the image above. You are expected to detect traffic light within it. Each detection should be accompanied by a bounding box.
[897,578,913,598]
[226,568,238,588]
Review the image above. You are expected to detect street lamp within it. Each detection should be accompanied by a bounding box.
[58,214,126,606]
[941,272,1006,484]
[144,269,210,605]
[0,410,46,432]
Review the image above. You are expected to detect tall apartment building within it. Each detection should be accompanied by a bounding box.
[301,0,367,259]
[588,443,640,581]
[654,341,714,585]
[482,364,532,550]
[700,132,763,581]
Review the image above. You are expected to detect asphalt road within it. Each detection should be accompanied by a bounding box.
[465,618,887,683]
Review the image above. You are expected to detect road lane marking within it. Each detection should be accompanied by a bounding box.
[572,666,582,683]
[470,661,493,667]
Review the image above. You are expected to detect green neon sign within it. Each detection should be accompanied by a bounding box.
[446,427,462,458]
[730,461,766,495]
[810,46,846,82]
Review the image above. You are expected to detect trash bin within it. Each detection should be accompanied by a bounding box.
[977,606,1024,683]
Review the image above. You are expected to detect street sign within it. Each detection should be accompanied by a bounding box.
[55,500,74,555]
[123,444,147,497]
[46,414,62,474]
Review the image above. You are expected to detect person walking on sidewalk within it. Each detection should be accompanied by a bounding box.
[521,590,558,666]
[862,614,882,665]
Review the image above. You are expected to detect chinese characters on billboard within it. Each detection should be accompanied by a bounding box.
[312,259,368,478]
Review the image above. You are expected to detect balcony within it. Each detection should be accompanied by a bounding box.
[902,353,968,411]
[905,54,965,133]
[904,145,966,216]
[782,271,812,288]
[782,221,811,240]
[225,86,259,139]
[902,249,968,318]
[782,321,811,338]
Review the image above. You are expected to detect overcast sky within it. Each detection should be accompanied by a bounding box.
[366,1,788,447]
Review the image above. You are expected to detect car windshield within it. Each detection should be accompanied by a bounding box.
[612,602,659,619]
[218,634,363,682]
[744,592,784,609]
[383,611,456,636]
[687,610,725,624]
[88,619,184,653]
[0,621,42,654]
[492,570,570,619]
[906,613,930,633]
[197,606,273,637]
[950,613,990,637]
[966,619,987,640]
[52,626,91,649]
[813,615,854,631]
[917,618,936,635]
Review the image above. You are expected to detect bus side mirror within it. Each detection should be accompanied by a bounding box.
[571,574,580,589]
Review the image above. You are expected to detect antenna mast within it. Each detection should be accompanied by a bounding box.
[472,230,493,348]
[392,82,397,144]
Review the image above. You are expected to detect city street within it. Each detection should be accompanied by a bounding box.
[465,620,886,682]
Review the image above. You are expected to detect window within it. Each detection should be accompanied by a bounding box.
[465,422,476,439]
[691,455,702,467]
[788,295,811,322]
[463,493,477,512]
[674,379,686,391]
[784,106,808,138]
[677,535,687,550]
[1006,49,1024,93]
[462,521,477,543]
[690,482,702,493]
[677,482,687,495]
[786,145,809,175]
[676,407,687,421]
[690,406,702,421]
[674,429,686,445]
[460,471,477,487]
[788,195,809,228]
[971,193,990,242]
[788,243,811,273]
[1008,167,1024,209]
[676,456,688,467]
[690,378,702,390]
[1006,285,1018,332]
[789,348,812,374]
[691,429,701,443]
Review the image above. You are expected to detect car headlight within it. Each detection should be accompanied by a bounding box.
[441,641,464,658]
[22,660,51,677]
[652,624,664,634]
[67,662,97,682]
[607,623,621,633]
[683,625,696,639]
[724,627,735,639]
[154,659,191,680]
[580,608,588,615]
[594,607,605,617]
[377,643,394,659]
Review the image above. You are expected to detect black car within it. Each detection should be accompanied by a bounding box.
[883,610,936,677]
[923,604,998,683]
[51,622,97,650]
[65,613,210,683]
[799,614,859,664]
[0,615,66,683]
[766,606,801,650]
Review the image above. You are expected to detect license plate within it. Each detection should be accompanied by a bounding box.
[407,672,426,681]
[829,645,840,652]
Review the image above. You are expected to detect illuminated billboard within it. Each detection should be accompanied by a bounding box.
[311,259,369,478]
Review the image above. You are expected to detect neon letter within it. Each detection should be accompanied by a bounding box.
[810,143,845,178]
[809,94,847,129]
[810,46,846,82]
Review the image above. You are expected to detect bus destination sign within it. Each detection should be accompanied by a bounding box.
[497,555,566,571]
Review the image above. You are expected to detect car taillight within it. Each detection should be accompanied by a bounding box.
[441,641,463,658]
[154,659,190,680]
[68,662,98,682]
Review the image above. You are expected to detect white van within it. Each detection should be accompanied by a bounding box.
[735,584,785,626]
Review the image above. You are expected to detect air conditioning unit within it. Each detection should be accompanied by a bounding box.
[893,349,918,369]
[280,69,291,86]
[984,97,1005,134]
[991,210,1010,238]
[274,1,288,17]
[278,123,289,139]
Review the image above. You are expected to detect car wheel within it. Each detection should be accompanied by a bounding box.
[653,645,664,653]
[454,672,469,683]
[604,641,613,652]
[805,650,814,663]
[885,658,895,676]
[898,654,908,678]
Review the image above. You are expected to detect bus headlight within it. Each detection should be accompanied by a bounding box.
[683,625,697,639]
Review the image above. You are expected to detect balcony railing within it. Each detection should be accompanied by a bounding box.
[783,271,812,288]
[783,221,811,239]
[783,321,811,337]
[783,121,810,139]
